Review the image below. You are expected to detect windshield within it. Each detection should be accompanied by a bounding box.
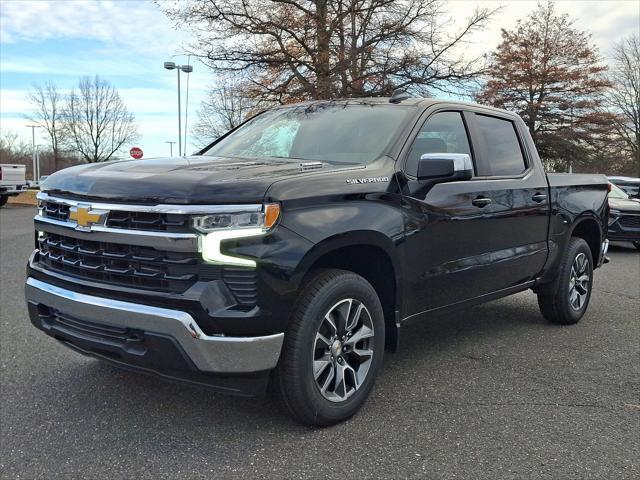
[203,103,412,164]
[609,183,629,199]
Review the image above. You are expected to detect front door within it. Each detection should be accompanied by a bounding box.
[398,109,499,316]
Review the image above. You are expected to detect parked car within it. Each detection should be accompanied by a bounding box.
[608,182,640,251]
[608,176,640,199]
[0,164,28,207]
[25,95,610,426]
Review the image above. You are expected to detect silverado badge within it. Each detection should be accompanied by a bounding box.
[346,176,389,185]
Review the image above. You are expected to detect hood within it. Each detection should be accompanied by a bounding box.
[608,196,640,213]
[42,156,362,204]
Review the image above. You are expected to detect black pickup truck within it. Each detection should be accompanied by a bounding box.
[25,96,609,426]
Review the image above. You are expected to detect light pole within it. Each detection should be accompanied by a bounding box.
[26,124,42,181]
[165,141,176,157]
[35,145,43,182]
[164,61,193,156]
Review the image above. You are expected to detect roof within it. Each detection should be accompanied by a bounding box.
[280,97,513,116]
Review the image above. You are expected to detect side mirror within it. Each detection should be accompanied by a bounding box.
[417,153,473,182]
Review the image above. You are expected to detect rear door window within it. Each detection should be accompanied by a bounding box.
[475,114,526,176]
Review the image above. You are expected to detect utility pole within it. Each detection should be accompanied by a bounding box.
[165,141,176,157]
[26,124,41,181]
[36,145,42,181]
[177,68,182,156]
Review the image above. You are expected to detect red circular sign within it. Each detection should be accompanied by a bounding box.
[130,147,143,159]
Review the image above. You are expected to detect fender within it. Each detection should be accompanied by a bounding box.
[292,230,402,286]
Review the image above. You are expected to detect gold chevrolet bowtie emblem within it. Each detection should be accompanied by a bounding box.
[69,205,108,231]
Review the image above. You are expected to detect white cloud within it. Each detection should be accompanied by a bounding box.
[0,0,188,55]
[0,89,30,113]
[447,0,639,61]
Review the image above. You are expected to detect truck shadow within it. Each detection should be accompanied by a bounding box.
[607,241,638,253]
[59,293,546,435]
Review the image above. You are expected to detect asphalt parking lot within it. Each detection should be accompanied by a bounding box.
[1,205,638,479]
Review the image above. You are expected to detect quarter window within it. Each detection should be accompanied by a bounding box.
[405,112,472,177]
[475,114,526,176]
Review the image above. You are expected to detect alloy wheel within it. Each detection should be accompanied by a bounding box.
[312,299,375,402]
[569,252,590,311]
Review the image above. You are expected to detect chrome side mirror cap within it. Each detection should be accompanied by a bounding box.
[417,153,473,181]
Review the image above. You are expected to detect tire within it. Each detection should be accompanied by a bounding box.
[277,269,385,426]
[0,196,8,207]
[537,237,593,325]
[633,241,640,252]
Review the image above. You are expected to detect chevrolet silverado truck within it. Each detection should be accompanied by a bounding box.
[0,164,29,207]
[25,95,609,426]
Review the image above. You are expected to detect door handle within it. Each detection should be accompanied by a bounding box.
[532,193,547,203]
[472,196,492,208]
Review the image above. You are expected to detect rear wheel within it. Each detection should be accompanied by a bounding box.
[537,237,593,325]
[277,269,385,426]
[633,241,640,252]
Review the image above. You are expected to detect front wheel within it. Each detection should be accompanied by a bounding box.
[537,237,593,325]
[277,269,385,426]
[0,196,8,207]
[633,241,640,252]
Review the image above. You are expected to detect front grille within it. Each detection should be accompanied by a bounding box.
[42,200,70,221]
[36,232,258,307]
[40,199,191,233]
[38,231,220,293]
[37,196,259,307]
[619,215,640,228]
[106,210,190,232]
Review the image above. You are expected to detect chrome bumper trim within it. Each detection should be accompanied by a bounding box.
[25,277,284,373]
[598,239,609,267]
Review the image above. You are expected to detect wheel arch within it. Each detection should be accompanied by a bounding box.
[293,231,402,350]
[569,215,603,265]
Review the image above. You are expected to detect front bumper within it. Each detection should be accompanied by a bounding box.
[26,277,284,393]
[608,213,640,242]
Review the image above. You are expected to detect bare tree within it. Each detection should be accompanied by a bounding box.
[0,129,23,154]
[63,76,139,163]
[159,0,497,103]
[192,82,260,146]
[608,34,640,176]
[25,82,65,172]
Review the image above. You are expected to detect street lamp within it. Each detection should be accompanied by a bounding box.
[25,124,42,181]
[164,61,193,157]
[165,141,176,157]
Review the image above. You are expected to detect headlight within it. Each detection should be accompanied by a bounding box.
[608,209,620,226]
[194,204,280,267]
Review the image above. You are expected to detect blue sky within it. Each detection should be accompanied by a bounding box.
[1,0,638,160]
[1,0,210,158]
